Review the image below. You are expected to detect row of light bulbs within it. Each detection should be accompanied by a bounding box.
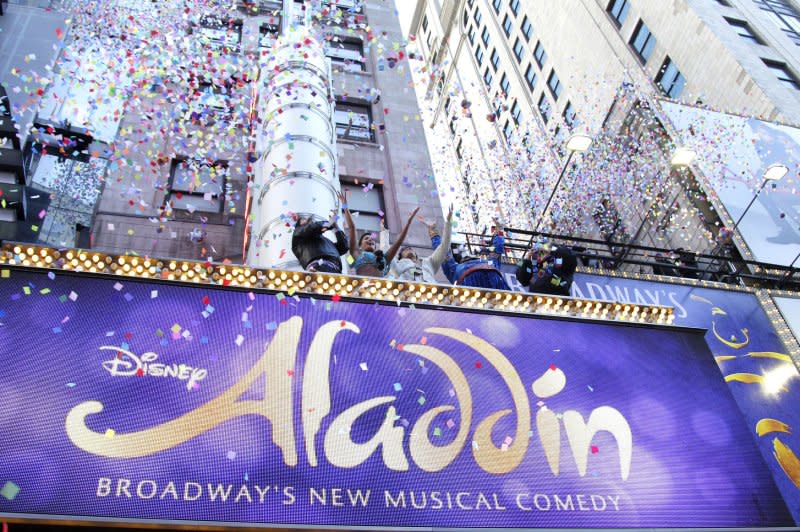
[0,244,675,325]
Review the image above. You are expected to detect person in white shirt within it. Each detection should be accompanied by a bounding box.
[389,206,453,283]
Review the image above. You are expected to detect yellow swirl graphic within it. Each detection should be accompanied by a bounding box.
[746,352,793,363]
[756,419,792,437]
[773,438,800,489]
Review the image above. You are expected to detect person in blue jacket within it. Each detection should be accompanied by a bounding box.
[441,219,510,290]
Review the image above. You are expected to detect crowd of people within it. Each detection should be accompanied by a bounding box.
[289,191,579,297]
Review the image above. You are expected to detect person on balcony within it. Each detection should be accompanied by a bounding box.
[516,242,577,297]
[389,206,453,283]
[340,191,418,277]
[291,211,349,274]
[441,218,510,290]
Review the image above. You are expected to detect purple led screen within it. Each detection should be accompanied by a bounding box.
[0,268,793,529]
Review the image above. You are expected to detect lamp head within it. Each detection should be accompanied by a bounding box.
[565,134,593,153]
[763,163,788,181]
[670,147,697,167]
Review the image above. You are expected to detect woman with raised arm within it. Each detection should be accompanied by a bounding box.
[390,205,453,283]
[340,191,419,277]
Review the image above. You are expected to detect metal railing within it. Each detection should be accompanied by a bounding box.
[458,227,800,291]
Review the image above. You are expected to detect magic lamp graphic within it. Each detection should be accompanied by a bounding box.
[694,294,800,489]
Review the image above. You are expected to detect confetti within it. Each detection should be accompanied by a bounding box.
[393,382,403,391]
[0,481,20,501]
[227,451,237,460]
[359,362,368,371]
[113,282,123,291]
[104,429,115,439]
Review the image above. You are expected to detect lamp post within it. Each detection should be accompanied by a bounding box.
[704,163,788,278]
[534,134,592,233]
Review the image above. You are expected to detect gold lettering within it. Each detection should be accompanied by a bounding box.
[563,406,632,480]
[323,397,409,470]
[424,328,531,474]
[302,321,360,466]
[66,317,303,463]
[401,343,472,472]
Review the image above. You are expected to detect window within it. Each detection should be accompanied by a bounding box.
[521,15,533,41]
[715,0,731,5]
[492,0,501,14]
[563,101,577,128]
[456,138,464,160]
[547,69,562,99]
[188,81,231,121]
[533,41,547,67]
[630,20,656,63]
[606,0,630,27]
[468,25,476,44]
[725,18,765,44]
[511,100,521,124]
[500,72,510,94]
[449,114,457,135]
[258,17,281,49]
[503,120,513,140]
[503,14,512,36]
[510,0,520,16]
[422,15,429,32]
[463,9,469,28]
[538,93,551,123]
[513,38,524,62]
[483,67,493,86]
[326,36,366,72]
[475,46,484,65]
[655,56,686,98]
[490,48,500,70]
[481,26,490,45]
[474,8,482,25]
[763,59,800,89]
[444,96,452,113]
[335,102,373,141]
[167,158,227,214]
[197,16,242,49]
[340,179,385,232]
[525,64,537,90]
[754,0,800,45]
[426,32,434,50]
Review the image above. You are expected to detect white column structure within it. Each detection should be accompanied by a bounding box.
[246,20,339,269]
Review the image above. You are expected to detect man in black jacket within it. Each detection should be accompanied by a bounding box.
[291,214,349,273]
[516,243,578,297]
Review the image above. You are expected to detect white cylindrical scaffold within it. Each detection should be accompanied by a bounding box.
[246,26,339,270]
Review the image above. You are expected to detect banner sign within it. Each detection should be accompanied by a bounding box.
[0,268,794,529]
[503,267,800,523]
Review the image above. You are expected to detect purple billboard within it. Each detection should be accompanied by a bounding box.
[0,268,794,528]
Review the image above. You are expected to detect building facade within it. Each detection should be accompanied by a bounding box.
[409,0,800,265]
[0,0,443,267]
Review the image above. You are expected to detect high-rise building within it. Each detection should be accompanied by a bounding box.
[408,0,800,269]
[0,0,443,268]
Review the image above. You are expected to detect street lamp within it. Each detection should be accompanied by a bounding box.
[703,163,788,278]
[535,134,593,232]
[670,147,697,167]
[729,163,788,234]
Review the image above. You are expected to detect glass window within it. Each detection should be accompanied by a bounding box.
[547,69,562,99]
[525,64,537,90]
[500,72,510,94]
[481,26,490,45]
[422,15,429,32]
[456,138,464,160]
[463,9,469,28]
[630,19,656,63]
[538,93,551,123]
[492,0,501,14]
[28,153,106,246]
[468,25,476,44]
[490,48,500,70]
[511,100,521,124]
[563,100,577,128]
[340,179,385,232]
[725,17,765,44]
[763,59,800,89]
[510,0,520,16]
[474,7,482,25]
[475,46,484,65]
[521,15,533,41]
[449,114,457,135]
[607,0,630,27]
[534,41,547,67]
[197,16,242,49]
[167,159,227,214]
[259,18,281,48]
[503,120,513,140]
[513,37,524,62]
[655,56,686,98]
[503,14,512,36]
[326,37,366,72]
[483,67,493,86]
[754,0,800,46]
[335,102,374,141]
